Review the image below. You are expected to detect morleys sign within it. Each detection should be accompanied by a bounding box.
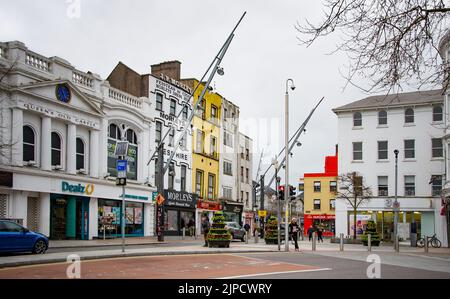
[163,190,197,209]
[62,181,95,196]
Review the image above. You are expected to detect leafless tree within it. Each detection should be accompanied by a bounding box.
[337,172,373,239]
[0,55,17,158]
[296,0,450,93]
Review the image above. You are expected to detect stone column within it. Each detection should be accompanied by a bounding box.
[66,124,76,174]
[90,129,99,178]
[89,197,98,240]
[11,108,23,166]
[41,117,52,171]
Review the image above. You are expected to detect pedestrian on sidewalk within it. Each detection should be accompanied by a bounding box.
[317,226,324,243]
[289,218,300,251]
[201,216,210,247]
[188,218,195,238]
[307,226,314,242]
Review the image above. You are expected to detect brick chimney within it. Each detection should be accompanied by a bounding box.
[151,61,181,81]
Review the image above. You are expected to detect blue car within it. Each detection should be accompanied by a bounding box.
[0,220,49,254]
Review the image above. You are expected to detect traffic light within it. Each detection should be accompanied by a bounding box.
[278,185,285,200]
[116,177,127,186]
[289,185,296,200]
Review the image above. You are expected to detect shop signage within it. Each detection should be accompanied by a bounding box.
[0,171,13,187]
[305,214,335,220]
[164,190,197,209]
[61,181,95,195]
[196,200,222,211]
[258,210,267,217]
[158,111,188,129]
[224,204,243,213]
[163,148,188,161]
[156,77,192,100]
[21,102,99,129]
[121,194,148,201]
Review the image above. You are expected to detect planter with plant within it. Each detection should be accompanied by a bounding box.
[264,215,279,244]
[207,211,232,248]
[361,220,381,246]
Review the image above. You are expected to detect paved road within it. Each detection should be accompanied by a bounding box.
[1,251,449,279]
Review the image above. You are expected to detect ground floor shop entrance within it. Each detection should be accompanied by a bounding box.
[164,208,195,236]
[97,199,144,238]
[50,194,89,240]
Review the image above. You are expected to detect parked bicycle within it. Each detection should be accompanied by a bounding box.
[416,234,441,248]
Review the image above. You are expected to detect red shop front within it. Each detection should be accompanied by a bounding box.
[304,214,336,237]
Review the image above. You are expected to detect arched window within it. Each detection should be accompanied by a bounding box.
[405,108,414,123]
[433,105,443,122]
[23,125,35,162]
[51,132,61,166]
[353,112,362,127]
[76,138,85,170]
[378,110,387,125]
[107,123,121,177]
[125,129,138,180]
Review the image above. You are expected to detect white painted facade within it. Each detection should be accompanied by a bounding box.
[0,41,156,239]
[239,133,254,225]
[334,95,448,246]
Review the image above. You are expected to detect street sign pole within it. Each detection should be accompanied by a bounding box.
[121,181,125,253]
[114,140,129,254]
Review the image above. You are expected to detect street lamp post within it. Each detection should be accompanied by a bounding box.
[394,149,399,250]
[284,79,295,252]
[272,157,280,251]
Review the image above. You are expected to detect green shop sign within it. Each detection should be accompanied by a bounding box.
[62,181,95,195]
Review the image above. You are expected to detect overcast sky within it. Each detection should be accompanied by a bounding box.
[0,0,425,187]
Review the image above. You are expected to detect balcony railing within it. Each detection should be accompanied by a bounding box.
[25,51,50,72]
[108,87,142,109]
[72,70,94,88]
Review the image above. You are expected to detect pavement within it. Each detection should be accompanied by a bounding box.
[1,237,449,269]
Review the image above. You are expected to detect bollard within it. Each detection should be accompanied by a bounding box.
[254,231,259,243]
[340,233,344,251]
[312,232,317,251]
[368,234,371,252]
[182,227,185,240]
[395,235,399,252]
[425,236,429,253]
[246,231,249,244]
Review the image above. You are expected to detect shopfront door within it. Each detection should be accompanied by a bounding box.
[50,195,89,240]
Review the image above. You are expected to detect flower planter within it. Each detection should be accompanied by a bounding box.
[208,240,231,248]
[206,211,232,248]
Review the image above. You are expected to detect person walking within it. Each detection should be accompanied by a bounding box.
[317,226,324,243]
[188,218,195,238]
[201,216,210,247]
[307,226,314,242]
[289,218,300,251]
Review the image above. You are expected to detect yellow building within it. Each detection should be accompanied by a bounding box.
[181,79,222,220]
[302,151,338,237]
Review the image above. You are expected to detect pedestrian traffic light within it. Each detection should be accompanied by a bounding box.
[278,185,285,200]
[116,177,126,186]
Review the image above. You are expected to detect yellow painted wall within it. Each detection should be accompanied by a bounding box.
[303,176,337,215]
[190,79,221,200]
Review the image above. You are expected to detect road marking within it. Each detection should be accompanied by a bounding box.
[217,267,332,279]
[401,253,450,262]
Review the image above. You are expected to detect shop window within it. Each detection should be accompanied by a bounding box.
[211,104,218,120]
[51,132,62,167]
[98,199,144,237]
[330,181,337,192]
[223,187,232,199]
[353,112,362,127]
[314,199,321,210]
[165,209,178,232]
[432,138,443,158]
[431,175,442,196]
[433,105,443,122]
[405,108,414,123]
[353,142,363,161]
[76,138,85,170]
[156,93,163,111]
[196,130,204,153]
[377,141,388,160]
[404,139,415,159]
[404,175,415,196]
[210,136,216,157]
[314,181,321,192]
[23,125,35,162]
[378,110,387,125]
[378,176,388,196]
[224,161,233,176]
[170,99,176,116]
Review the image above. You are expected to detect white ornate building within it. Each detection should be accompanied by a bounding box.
[0,41,156,240]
